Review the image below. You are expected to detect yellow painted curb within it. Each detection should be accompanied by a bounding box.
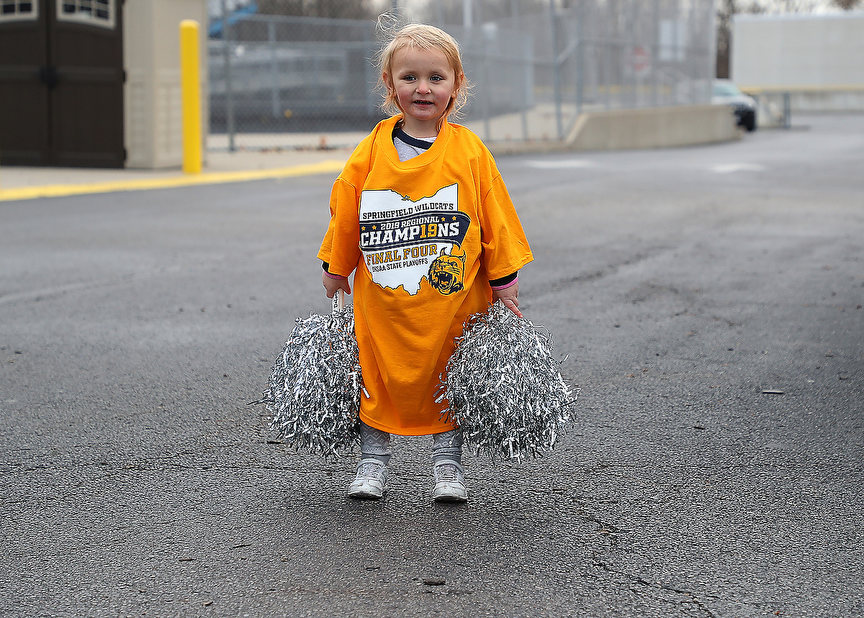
[0,160,346,202]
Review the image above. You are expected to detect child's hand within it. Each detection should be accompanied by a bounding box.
[493,282,522,318]
[322,271,351,298]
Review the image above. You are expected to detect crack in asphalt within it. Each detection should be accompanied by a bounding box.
[591,550,719,617]
[572,499,632,541]
[575,490,724,617]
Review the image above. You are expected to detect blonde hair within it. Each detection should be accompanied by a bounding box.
[376,22,469,124]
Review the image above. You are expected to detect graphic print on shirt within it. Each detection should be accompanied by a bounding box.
[428,247,466,294]
[359,183,470,295]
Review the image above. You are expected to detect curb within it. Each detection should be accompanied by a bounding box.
[0,160,346,202]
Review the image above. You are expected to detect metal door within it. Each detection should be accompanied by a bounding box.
[0,0,125,167]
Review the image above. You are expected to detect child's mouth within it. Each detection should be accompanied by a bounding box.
[414,100,433,106]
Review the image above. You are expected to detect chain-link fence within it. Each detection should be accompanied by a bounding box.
[208,1,715,152]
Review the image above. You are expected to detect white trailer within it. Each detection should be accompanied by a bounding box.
[731,13,864,120]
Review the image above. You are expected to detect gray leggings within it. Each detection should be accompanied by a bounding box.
[359,421,463,466]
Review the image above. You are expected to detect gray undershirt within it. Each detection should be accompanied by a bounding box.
[393,131,436,162]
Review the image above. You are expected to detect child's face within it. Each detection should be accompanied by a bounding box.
[385,45,459,136]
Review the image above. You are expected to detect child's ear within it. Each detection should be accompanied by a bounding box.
[382,72,392,92]
[454,72,465,97]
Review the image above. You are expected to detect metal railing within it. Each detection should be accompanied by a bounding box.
[742,85,864,128]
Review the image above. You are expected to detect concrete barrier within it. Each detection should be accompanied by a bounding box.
[566,105,740,151]
[487,105,740,157]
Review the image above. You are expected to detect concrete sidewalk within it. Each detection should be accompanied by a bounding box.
[0,148,354,202]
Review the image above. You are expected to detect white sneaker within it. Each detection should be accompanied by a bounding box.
[432,461,468,503]
[347,458,388,500]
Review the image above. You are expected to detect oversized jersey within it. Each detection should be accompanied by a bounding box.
[318,115,533,436]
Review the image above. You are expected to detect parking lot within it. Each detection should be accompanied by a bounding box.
[1,115,862,616]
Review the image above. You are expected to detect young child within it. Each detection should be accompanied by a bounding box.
[318,23,533,502]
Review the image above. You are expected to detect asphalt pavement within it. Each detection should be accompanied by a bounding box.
[1,115,862,617]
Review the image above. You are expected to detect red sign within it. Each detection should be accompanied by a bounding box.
[632,45,650,76]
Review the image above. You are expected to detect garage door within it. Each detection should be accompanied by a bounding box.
[0,0,125,167]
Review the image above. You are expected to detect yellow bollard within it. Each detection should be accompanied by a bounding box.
[180,20,202,174]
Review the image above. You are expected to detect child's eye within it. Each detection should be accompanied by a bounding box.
[430,75,444,82]
[401,74,415,81]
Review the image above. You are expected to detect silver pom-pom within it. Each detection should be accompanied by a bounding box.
[436,301,578,462]
[252,299,362,458]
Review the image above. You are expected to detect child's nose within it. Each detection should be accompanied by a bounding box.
[416,81,431,94]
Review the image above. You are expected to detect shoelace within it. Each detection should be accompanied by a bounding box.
[357,461,384,481]
[435,464,461,483]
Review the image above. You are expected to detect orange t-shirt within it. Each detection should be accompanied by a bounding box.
[318,116,533,436]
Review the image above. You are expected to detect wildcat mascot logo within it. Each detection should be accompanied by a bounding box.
[428,246,466,295]
[358,184,470,295]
